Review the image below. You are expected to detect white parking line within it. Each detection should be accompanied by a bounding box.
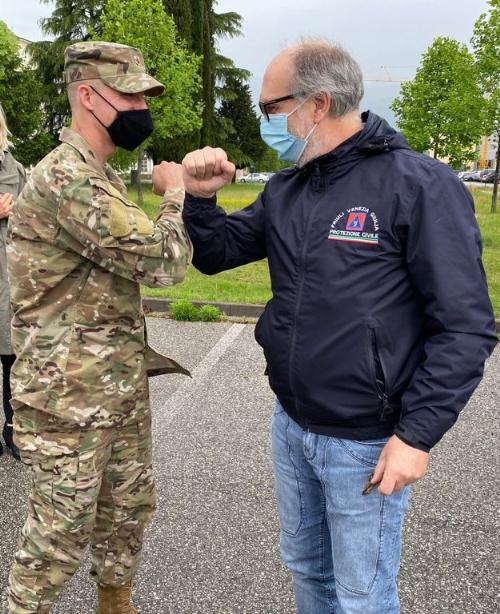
[158,323,246,422]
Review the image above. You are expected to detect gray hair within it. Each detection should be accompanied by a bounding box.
[290,40,364,117]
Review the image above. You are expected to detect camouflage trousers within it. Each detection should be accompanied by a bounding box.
[8,407,157,613]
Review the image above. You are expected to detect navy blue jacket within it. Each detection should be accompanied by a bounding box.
[183,112,497,451]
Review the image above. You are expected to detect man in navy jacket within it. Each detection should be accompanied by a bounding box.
[154,41,497,613]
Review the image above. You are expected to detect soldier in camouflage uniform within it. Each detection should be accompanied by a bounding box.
[6,42,192,614]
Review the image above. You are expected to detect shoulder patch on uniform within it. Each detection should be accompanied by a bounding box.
[110,200,154,238]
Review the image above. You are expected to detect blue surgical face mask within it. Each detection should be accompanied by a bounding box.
[260,99,318,164]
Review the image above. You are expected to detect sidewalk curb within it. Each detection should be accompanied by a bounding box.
[143,297,265,318]
[143,298,500,333]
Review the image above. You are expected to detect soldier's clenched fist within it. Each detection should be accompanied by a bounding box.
[182,146,235,198]
[152,161,184,195]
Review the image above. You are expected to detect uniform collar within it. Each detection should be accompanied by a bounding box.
[59,127,126,196]
[59,127,103,172]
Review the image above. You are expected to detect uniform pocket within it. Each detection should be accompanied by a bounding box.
[88,176,155,238]
[30,431,81,506]
[11,327,74,414]
[109,198,154,237]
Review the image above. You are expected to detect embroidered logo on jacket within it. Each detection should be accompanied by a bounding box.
[328,206,379,245]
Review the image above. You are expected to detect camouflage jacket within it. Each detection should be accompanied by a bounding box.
[7,128,192,429]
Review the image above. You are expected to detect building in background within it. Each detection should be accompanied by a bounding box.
[478,133,499,170]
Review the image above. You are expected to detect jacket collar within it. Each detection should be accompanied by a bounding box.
[59,127,126,195]
[294,111,411,190]
[300,111,410,173]
[59,127,103,172]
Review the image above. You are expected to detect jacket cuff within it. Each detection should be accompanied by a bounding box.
[393,423,431,453]
[184,193,217,208]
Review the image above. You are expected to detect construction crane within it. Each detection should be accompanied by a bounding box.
[363,66,414,83]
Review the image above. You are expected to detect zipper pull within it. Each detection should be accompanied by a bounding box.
[380,394,393,421]
[312,162,321,190]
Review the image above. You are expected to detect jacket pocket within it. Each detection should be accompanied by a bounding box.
[0,171,21,197]
[12,325,74,412]
[254,302,269,347]
[367,322,393,421]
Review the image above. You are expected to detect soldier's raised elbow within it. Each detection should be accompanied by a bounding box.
[169,267,188,287]
[142,262,189,288]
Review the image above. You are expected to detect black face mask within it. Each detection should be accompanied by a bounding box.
[90,86,154,151]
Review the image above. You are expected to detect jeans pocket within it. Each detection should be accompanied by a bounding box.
[352,437,390,445]
[338,438,388,467]
[328,438,390,595]
[332,494,385,595]
[271,411,302,536]
[273,399,286,415]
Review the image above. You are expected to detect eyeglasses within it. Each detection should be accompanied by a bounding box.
[259,94,296,121]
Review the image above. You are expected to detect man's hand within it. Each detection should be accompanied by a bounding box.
[0,192,14,219]
[370,435,429,496]
[182,146,235,198]
[152,161,184,196]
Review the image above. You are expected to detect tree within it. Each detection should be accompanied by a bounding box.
[32,1,248,164]
[254,148,292,173]
[29,1,105,138]
[163,0,216,148]
[163,0,248,152]
[472,0,500,213]
[163,0,193,46]
[0,21,53,166]
[98,0,202,205]
[391,37,485,168]
[217,75,266,168]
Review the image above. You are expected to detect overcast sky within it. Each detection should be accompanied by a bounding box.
[1,0,492,124]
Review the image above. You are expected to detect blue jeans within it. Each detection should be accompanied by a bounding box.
[271,401,411,614]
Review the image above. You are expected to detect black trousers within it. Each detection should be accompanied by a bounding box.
[1,354,15,442]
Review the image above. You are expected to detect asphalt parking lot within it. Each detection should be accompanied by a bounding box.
[0,318,498,613]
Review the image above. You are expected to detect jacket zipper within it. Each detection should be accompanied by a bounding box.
[288,165,324,419]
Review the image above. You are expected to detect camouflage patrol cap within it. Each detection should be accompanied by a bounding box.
[64,41,164,97]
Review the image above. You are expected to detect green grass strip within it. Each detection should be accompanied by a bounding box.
[131,182,500,317]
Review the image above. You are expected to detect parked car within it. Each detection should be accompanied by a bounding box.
[472,170,484,182]
[479,169,497,183]
[238,172,268,184]
[461,171,476,181]
[462,170,485,182]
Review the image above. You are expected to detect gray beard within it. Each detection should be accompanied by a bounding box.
[296,140,319,168]
[295,127,323,168]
